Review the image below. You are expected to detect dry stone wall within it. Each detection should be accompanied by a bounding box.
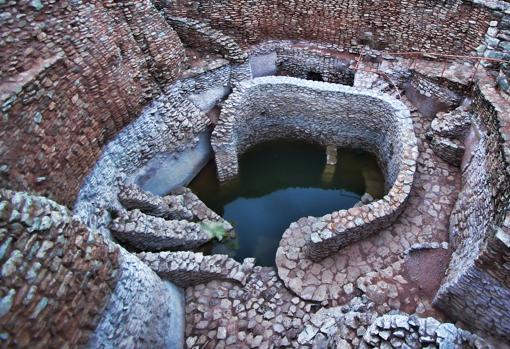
[0,0,185,206]
[360,314,490,348]
[166,16,248,64]
[427,106,473,166]
[138,251,255,288]
[74,87,210,237]
[212,76,417,260]
[250,41,355,85]
[296,296,491,348]
[434,84,510,338]
[165,0,495,54]
[87,248,185,349]
[0,189,120,348]
[109,209,211,252]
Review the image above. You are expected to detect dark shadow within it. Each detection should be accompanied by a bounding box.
[307,71,324,81]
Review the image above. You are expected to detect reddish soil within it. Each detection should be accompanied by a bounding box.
[403,248,452,309]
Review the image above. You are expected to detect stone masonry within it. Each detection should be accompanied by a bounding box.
[0,1,185,205]
[166,16,248,64]
[109,209,211,252]
[212,76,418,260]
[427,106,473,166]
[166,0,496,55]
[138,251,255,288]
[434,82,510,338]
[0,189,120,348]
[2,1,510,347]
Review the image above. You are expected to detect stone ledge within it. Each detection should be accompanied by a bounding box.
[168,16,248,64]
[137,251,255,287]
[109,209,211,252]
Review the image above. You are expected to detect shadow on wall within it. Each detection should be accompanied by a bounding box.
[403,73,467,118]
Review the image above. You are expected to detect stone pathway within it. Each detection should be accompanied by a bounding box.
[276,97,461,319]
[184,266,315,349]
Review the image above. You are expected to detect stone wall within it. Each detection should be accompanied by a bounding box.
[0,1,185,206]
[360,314,490,348]
[110,209,211,252]
[296,297,491,348]
[434,83,510,337]
[87,249,185,349]
[165,0,495,54]
[0,189,120,348]
[250,41,355,85]
[427,106,473,166]
[138,251,255,288]
[73,87,210,238]
[166,16,248,64]
[403,73,465,118]
[211,76,418,260]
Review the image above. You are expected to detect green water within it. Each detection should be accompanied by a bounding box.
[189,139,385,266]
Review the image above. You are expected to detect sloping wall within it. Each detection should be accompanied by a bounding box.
[0,1,185,206]
[162,0,495,54]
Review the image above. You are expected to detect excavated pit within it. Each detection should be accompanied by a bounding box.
[3,1,510,345]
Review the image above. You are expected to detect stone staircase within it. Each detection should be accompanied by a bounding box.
[109,209,211,251]
[168,16,248,64]
[137,251,255,287]
[111,184,233,251]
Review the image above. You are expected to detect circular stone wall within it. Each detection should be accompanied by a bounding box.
[211,76,418,263]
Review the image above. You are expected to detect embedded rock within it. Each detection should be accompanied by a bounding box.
[427,106,472,166]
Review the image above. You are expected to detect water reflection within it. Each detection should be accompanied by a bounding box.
[189,139,384,266]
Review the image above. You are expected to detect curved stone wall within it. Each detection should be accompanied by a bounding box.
[434,82,510,337]
[167,16,248,64]
[73,87,210,237]
[250,41,355,85]
[0,1,185,206]
[87,249,185,349]
[0,190,120,348]
[165,0,496,54]
[211,76,418,260]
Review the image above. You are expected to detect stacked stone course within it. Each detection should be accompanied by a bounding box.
[360,314,490,348]
[250,41,355,85]
[434,82,510,338]
[296,296,491,348]
[110,209,211,252]
[0,189,119,348]
[74,87,210,236]
[167,16,248,64]
[427,106,473,166]
[138,251,255,288]
[166,0,494,55]
[0,0,185,206]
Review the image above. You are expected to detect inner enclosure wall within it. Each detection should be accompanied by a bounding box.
[212,77,417,259]
[230,84,404,190]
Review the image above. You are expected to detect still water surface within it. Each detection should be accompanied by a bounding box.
[189,139,384,266]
